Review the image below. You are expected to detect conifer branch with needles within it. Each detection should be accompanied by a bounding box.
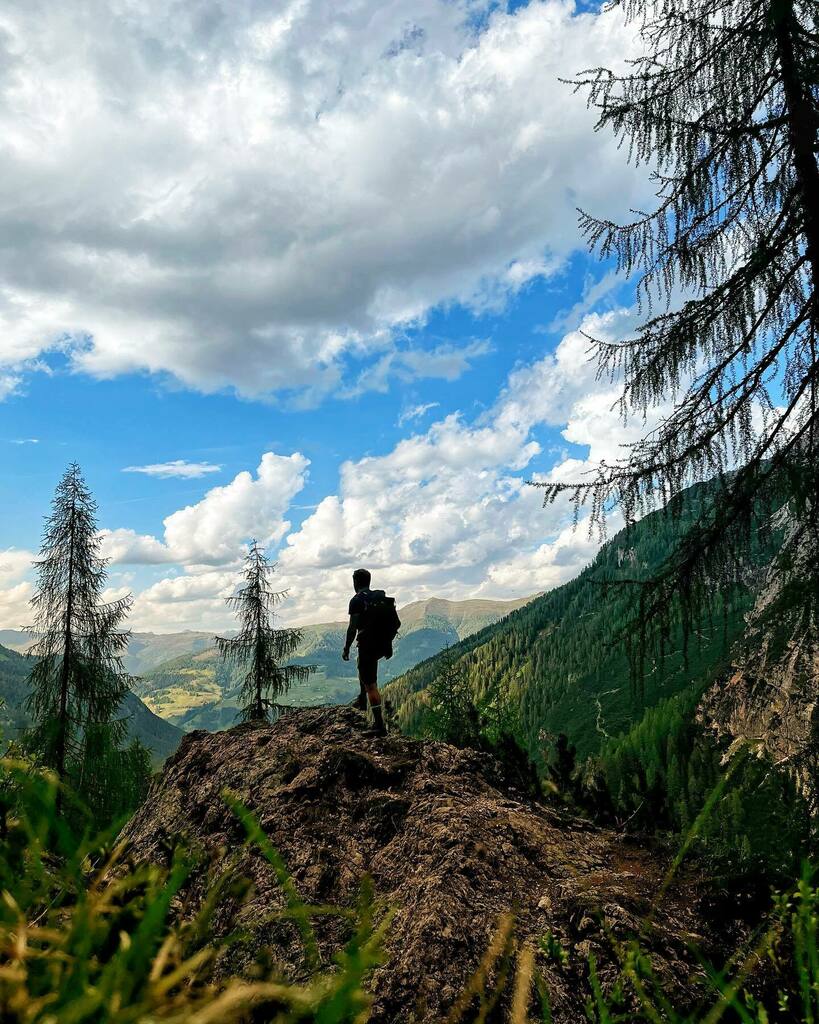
[23,463,148,822]
[216,542,312,723]
[535,0,819,683]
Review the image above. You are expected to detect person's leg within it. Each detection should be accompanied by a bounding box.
[351,662,368,711]
[358,652,386,734]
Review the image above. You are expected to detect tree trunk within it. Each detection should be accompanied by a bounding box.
[255,588,264,720]
[772,0,819,292]
[55,497,76,794]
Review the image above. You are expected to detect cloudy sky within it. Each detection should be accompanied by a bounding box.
[0,0,653,631]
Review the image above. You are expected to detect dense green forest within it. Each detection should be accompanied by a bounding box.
[386,485,813,873]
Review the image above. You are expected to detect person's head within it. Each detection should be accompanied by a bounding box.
[352,567,371,593]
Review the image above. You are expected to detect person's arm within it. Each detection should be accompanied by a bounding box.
[342,613,360,661]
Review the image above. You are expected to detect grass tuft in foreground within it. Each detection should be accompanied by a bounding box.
[1,755,817,1022]
[0,757,388,1023]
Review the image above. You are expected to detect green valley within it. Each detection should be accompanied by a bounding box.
[133,595,533,730]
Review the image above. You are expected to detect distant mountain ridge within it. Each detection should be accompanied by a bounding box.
[132,594,535,730]
[396,596,540,638]
[0,629,217,677]
[0,597,534,683]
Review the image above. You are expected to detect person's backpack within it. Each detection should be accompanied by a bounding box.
[360,590,401,658]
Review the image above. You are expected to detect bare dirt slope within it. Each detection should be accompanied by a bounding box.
[121,707,712,1022]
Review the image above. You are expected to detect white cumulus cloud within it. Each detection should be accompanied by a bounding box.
[273,310,640,621]
[123,308,652,630]
[101,451,309,568]
[0,309,670,632]
[0,548,35,628]
[0,0,644,402]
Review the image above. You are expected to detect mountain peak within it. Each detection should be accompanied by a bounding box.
[396,594,535,635]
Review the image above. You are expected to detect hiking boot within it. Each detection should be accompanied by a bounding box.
[363,706,387,737]
[349,691,367,712]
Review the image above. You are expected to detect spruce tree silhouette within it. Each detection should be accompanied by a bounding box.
[217,542,311,722]
[537,0,819,679]
[24,463,145,818]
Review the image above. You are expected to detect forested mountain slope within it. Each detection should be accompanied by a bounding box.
[383,490,817,867]
[386,486,774,763]
[0,642,32,736]
[0,643,182,764]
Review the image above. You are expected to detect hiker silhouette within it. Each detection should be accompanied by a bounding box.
[342,568,400,736]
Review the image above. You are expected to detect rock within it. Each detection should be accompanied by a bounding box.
[698,517,819,812]
[121,707,712,1022]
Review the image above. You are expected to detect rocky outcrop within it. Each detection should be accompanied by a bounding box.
[700,657,818,813]
[121,707,716,1022]
[699,518,819,812]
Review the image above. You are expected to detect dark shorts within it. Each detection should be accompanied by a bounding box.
[357,649,380,689]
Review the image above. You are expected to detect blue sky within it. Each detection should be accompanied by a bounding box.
[0,254,623,545]
[0,0,648,630]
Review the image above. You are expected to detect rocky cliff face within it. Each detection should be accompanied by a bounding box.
[121,707,722,1022]
[700,655,818,813]
[699,520,819,813]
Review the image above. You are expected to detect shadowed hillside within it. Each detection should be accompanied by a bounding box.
[0,642,183,764]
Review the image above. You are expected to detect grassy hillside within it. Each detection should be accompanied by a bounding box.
[385,487,775,764]
[0,643,182,764]
[136,595,533,730]
[393,596,535,639]
[121,631,217,675]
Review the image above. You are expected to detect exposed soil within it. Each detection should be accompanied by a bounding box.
[121,707,740,1022]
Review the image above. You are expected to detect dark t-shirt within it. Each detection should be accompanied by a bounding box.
[348,589,372,618]
[348,589,379,655]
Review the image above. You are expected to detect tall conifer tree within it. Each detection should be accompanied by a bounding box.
[540,0,819,670]
[424,645,481,748]
[24,464,145,818]
[216,542,311,722]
